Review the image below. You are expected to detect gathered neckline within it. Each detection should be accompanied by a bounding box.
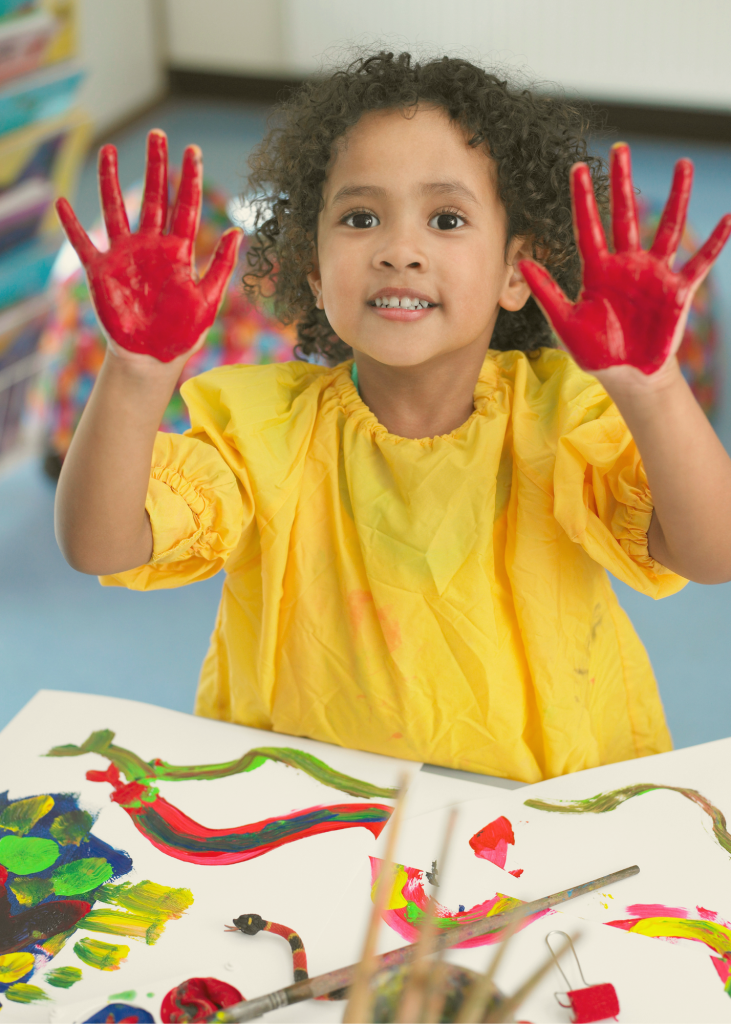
[328,355,504,447]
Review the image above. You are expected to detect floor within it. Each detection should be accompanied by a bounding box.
[2,97,731,755]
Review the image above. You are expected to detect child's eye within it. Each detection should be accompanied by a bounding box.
[429,212,465,230]
[344,211,380,229]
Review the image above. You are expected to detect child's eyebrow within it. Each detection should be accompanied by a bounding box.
[419,181,480,206]
[330,181,480,206]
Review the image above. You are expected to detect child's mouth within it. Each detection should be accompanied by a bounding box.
[368,294,437,321]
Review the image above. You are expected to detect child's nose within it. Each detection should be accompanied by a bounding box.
[374,231,427,273]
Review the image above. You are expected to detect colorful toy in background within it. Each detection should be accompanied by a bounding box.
[0,0,88,462]
[34,172,298,473]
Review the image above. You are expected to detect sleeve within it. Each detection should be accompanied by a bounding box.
[100,430,251,592]
[551,374,687,600]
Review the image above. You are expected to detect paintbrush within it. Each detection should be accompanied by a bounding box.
[207,863,639,1022]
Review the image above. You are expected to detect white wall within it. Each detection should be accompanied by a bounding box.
[76,0,165,134]
[165,0,288,76]
[164,0,731,111]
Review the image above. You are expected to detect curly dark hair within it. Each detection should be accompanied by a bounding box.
[243,51,608,363]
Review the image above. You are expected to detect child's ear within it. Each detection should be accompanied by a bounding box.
[498,236,533,313]
[306,250,324,310]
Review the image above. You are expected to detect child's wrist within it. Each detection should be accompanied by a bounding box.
[593,356,685,410]
[103,342,185,389]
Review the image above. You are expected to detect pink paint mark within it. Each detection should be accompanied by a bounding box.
[711,957,730,985]
[625,903,688,919]
[469,816,516,870]
[698,906,717,920]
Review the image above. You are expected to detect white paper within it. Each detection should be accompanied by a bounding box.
[0,690,421,1023]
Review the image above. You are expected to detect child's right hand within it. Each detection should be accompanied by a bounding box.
[56,129,243,364]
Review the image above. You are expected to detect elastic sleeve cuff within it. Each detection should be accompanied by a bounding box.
[101,432,247,591]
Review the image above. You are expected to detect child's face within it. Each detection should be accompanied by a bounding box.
[307,105,531,367]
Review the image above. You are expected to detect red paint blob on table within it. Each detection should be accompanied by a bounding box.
[161,977,242,1023]
[469,816,516,870]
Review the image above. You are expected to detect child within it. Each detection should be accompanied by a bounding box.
[54,53,731,783]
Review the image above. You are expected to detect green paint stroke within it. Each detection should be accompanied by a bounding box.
[41,927,77,958]
[0,835,59,873]
[0,795,54,836]
[53,857,113,895]
[5,983,50,1004]
[110,990,136,1000]
[525,783,731,856]
[50,809,93,846]
[46,729,396,800]
[96,879,193,920]
[45,966,83,989]
[83,907,172,944]
[10,875,54,906]
[74,937,129,971]
[81,879,194,944]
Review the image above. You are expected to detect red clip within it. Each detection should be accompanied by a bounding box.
[547,931,619,1022]
[558,983,620,1023]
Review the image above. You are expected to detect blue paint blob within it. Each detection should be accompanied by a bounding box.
[83,1004,154,1023]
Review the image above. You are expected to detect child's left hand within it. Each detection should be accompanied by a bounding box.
[519,143,731,376]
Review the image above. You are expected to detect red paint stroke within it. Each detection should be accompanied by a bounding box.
[469,816,514,868]
[56,131,242,362]
[0,865,91,956]
[519,143,731,374]
[369,857,549,950]
[469,816,523,877]
[88,764,391,865]
[161,977,242,1023]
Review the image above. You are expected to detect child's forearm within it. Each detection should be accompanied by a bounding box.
[55,349,180,575]
[600,358,731,584]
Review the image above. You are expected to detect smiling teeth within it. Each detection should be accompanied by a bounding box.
[374,296,431,309]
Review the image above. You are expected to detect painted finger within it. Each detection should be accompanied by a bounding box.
[609,143,640,253]
[680,213,731,287]
[200,229,243,309]
[650,159,693,264]
[139,129,169,234]
[56,197,98,266]
[519,259,574,335]
[571,163,608,274]
[170,144,203,252]
[98,144,130,240]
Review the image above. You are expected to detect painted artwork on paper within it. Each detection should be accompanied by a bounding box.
[607,903,731,996]
[525,783,731,855]
[469,816,523,877]
[46,730,395,865]
[0,790,192,1008]
[368,856,547,949]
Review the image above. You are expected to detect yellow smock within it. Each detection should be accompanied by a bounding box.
[103,348,686,782]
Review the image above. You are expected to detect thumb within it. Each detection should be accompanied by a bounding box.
[519,259,573,336]
[56,198,99,268]
[200,228,243,310]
